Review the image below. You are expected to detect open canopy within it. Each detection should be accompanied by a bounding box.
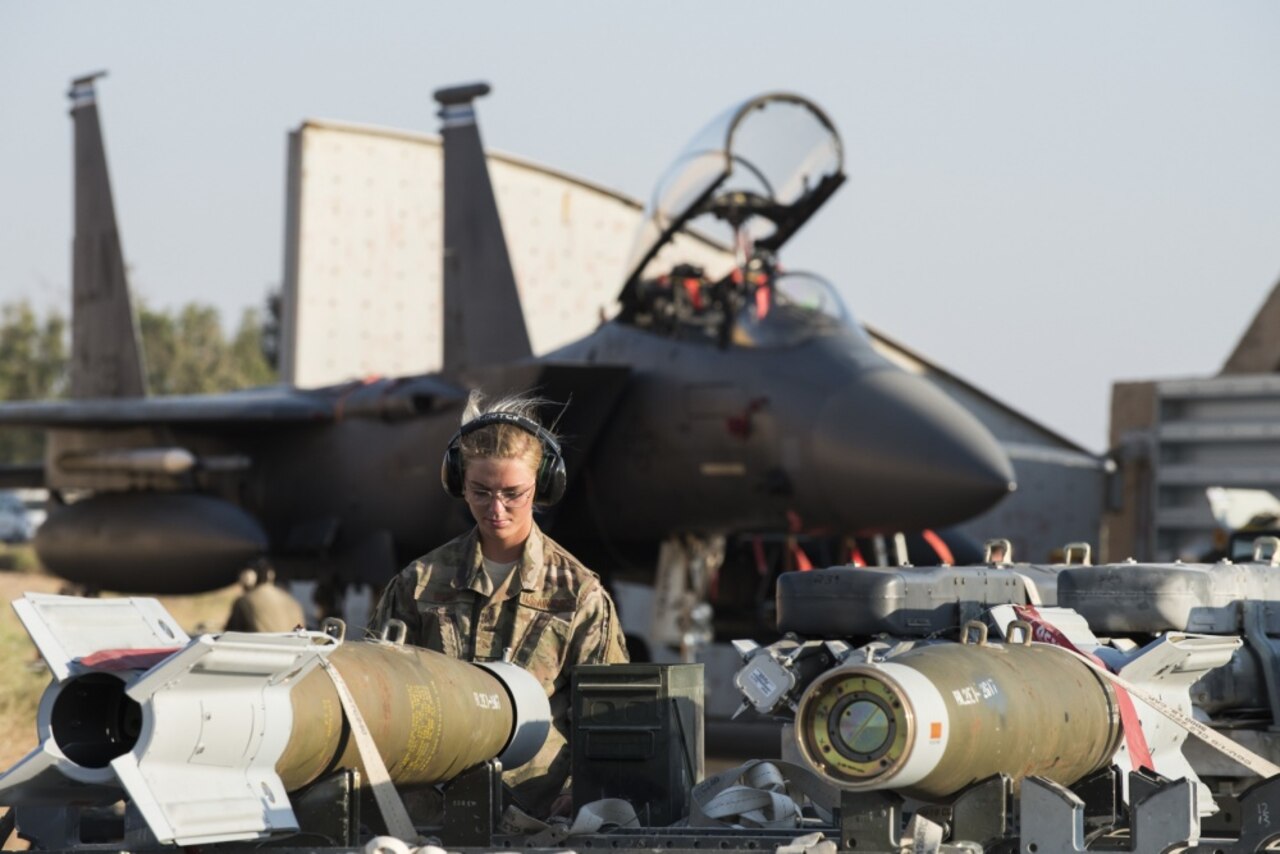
[621,93,845,295]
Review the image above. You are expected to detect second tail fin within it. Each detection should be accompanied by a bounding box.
[435,83,532,374]
[68,72,146,399]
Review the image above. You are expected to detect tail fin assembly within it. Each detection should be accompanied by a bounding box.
[68,72,147,400]
[435,83,532,375]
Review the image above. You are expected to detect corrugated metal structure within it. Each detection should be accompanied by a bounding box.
[281,119,1107,561]
[1105,280,1280,562]
[1108,374,1280,562]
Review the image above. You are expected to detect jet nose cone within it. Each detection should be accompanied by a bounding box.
[811,369,1015,531]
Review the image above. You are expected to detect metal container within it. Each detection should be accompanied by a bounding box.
[1058,562,1280,635]
[776,565,1059,638]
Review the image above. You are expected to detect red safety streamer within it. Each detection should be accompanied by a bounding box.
[1012,604,1155,774]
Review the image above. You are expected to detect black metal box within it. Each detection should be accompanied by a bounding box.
[571,663,704,826]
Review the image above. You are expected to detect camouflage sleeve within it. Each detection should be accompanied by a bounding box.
[568,580,630,666]
[368,567,421,642]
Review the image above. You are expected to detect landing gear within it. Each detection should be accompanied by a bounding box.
[651,534,725,663]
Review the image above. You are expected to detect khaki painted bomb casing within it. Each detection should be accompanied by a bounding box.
[276,642,543,791]
[794,640,1122,800]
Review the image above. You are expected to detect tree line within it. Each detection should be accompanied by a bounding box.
[0,299,279,464]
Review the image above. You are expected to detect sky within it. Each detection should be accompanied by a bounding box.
[1,1,1278,453]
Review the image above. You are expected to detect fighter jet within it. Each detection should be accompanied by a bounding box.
[0,75,1013,599]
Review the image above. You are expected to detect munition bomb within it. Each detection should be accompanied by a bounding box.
[793,634,1122,800]
[275,636,550,790]
[0,595,550,845]
[45,637,549,792]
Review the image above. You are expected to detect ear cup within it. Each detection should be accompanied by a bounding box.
[534,443,566,505]
[440,441,465,498]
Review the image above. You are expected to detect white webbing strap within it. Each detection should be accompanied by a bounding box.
[566,798,641,834]
[690,760,835,829]
[319,658,420,842]
[498,797,638,846]
[1012,571,1043,606]
[1062,646,1280,779]
[776,830,838,854]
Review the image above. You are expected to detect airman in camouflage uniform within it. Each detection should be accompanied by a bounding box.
[371,390,628,818]
[372,523,628,816]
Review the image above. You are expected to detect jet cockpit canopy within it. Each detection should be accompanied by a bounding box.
[620,92,845,294]
[617,93,849,347]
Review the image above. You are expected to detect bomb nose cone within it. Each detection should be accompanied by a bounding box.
[811,368,1015,532]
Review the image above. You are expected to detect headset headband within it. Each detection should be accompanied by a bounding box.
[451,411,561,455]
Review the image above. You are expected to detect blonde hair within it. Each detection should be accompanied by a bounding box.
[458,390,554,474]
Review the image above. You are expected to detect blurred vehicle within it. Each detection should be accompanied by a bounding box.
[16,488,48,532]
[0,491,35,543]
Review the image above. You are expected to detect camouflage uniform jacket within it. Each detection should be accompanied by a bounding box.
[370,523,629,816]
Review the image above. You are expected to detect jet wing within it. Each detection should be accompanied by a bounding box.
[0,376,469,429]
[0,388,336,428]
[0,464,45,489]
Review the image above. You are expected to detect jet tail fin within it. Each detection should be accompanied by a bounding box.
[68,72,147,399]
[435,83,532,374]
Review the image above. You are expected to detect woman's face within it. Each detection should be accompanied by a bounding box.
[463,456,538,553]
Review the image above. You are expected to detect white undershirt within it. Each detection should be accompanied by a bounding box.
[481,556,519,591]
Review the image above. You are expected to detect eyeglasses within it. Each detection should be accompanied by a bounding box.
[464,483,535,508]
